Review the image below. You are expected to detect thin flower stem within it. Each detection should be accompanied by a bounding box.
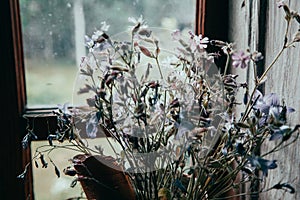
[155,56,164,79]
[223,51,230,76]
[257,46,285,84]
[240,17,294,122]
[241,45,285,122]
[261,132,299,157]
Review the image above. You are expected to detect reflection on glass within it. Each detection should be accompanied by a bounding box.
[19,0,196,107]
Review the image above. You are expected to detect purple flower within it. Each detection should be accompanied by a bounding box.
[248,156,277,177]
[231,51,250,69]
[253,92,295,126]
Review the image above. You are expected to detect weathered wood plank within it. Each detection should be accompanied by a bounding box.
[261,1,300,200]
[229,0,300,199]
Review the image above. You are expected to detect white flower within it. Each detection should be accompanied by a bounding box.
[92,30,103,41]
[188,31,209,51]
[85,35,94,51]
[171,29,181,41]
[100,21,110,32]
[128,15,148,33]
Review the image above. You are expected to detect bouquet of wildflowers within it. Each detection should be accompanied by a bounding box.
[20,2,300,199]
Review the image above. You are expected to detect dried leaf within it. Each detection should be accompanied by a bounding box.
[272,182,295,194]
[63,168,77,176]
[208,160,223,168]
[283,5,291,20]
[110,66,129,72]
[155,47,160,57]
[54,165,60,178]
[139,45,153,58]
[77,84,93,94]
[138,29,152,37]
[34,160,39,168]
[235,122,250,128]
[40,154,48,168]
[293,30,300,42]
[241,0,245,8]
[294,14,300,24]
[70,178,78,188]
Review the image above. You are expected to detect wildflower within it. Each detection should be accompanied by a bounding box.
[85,35,102,52]
[128,15,148,34]
[84,35,94,49]
[276,0,285,8]
[269,124,300,141]
[91,30,104,41]
[189,31,209,51]
[251,51,264,62]
[248,156,277,177]
[171,29,181,41]
[100,21,110,32]
[254,92,295,126]
[231,50,250,69]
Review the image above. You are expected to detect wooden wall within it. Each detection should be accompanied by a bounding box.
[228,0,300,199]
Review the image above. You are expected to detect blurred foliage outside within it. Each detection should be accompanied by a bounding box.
[20,0,195,107]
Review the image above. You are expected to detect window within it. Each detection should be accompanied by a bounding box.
[5,0,229,199]
[3,0,229,199]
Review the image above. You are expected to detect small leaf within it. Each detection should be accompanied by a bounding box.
[40,154,48,168]
[17,168,28,179]
[110,66,129,72]
[63,167,77,176]
[138,29,152,37]
[208,160,223,168]
[243,89,249,105]
[272,182,295,194]
[235,122,250,128]
[34,160,39,168]
[294,14,300,24]
[293,30,300,42]
[241,0,245,8]
[139,45,153,58]
[283,5,291,20]
[54,165,60,178]
[70,179,78,188]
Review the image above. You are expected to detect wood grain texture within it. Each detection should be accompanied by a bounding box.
[262,1,300,200]
[228,0,300,199]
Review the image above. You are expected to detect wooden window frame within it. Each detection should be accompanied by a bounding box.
[3,0,228,199]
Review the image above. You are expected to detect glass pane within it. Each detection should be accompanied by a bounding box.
[19,0,196,108]
[31,138,122,199]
